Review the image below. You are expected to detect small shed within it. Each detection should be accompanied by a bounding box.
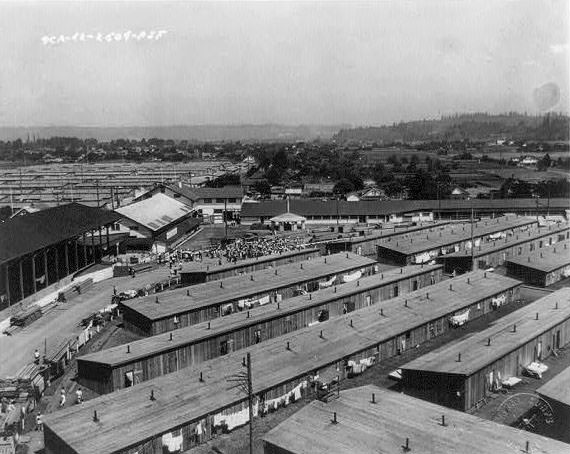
[269,212,307,231]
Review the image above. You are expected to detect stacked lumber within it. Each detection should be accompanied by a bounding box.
[58,278,93,301]
[9,306,42,327]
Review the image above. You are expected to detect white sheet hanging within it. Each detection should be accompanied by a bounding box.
[342,270,362,283]
[319,275,337,288]
[449,309,470,327]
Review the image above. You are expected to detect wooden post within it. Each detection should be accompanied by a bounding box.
[82,233,87,268]
[18,260,24,300]
[31,254,37,294]
[106,225,110,255]
[64,241,70,277]
[54,244,60,281]
[43,249,49,286]
[98,227,103,261]
[74,238,79,272]
[4,264,10,306]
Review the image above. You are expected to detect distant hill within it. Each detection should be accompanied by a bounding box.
[334,113,570,143]
[0,124,347,142]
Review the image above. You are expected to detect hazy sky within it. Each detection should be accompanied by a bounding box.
[0,0,568,127]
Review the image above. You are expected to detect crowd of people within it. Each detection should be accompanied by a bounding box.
[176,234,311,265]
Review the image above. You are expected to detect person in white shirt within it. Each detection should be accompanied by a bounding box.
[76,388,83,404]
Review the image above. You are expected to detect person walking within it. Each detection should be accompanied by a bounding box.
[34,348,40,365]
[76,387,83,404]
[35,413,43,431]
[59,389,66,407]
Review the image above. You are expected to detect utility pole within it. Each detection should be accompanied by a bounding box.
[336,197,339,226]
[224,198,228,242]
[246,352,253,454]
[470,203,475,271]
[437,183,441,222]
[226,353,254,454]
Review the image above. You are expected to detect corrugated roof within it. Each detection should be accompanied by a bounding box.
[0,203,120,264]
[116,193,193,231]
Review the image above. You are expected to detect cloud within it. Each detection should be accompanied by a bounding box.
[550,43,569,54]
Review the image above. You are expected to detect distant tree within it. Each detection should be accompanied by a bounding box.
[371,163,387,185]
[387,154,400,166]
[537,153,552,171]
[333,179,356,196]
[264,166,282,185]
[272,150,288,171]
[383,180,404,198]
[205,173,241,188]
[252,180,271,196]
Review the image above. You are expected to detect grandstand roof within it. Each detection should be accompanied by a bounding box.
[0,203,120,264]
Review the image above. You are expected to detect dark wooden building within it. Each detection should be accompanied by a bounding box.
[43,272,521,454]
[439,222,570,274]
[78,265,443,393]
[262,385,569,454]
[506,240,570,287]
[0,203,120,311]
[401,288,570,411]
[324,222,449,256]
[376,216,537,266]
[121,252,376,335]
[179,248,321,285]
[241,198,570,225]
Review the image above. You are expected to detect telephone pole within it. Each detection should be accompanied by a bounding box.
[246,352,253,454]
[226,352,254,454]
[470,203,475,271]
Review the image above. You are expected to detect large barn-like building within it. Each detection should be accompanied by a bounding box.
[0,203,121,311]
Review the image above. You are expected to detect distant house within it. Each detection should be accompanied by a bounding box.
[186,186,244,224]
[520,156,539,166]
[116,193,200,253]
[284,186,303,199]
[359,186,386,200]
[303,182,335,197]
[450,187,470,200]
[270,186,286,200]
[133,183,244,224]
